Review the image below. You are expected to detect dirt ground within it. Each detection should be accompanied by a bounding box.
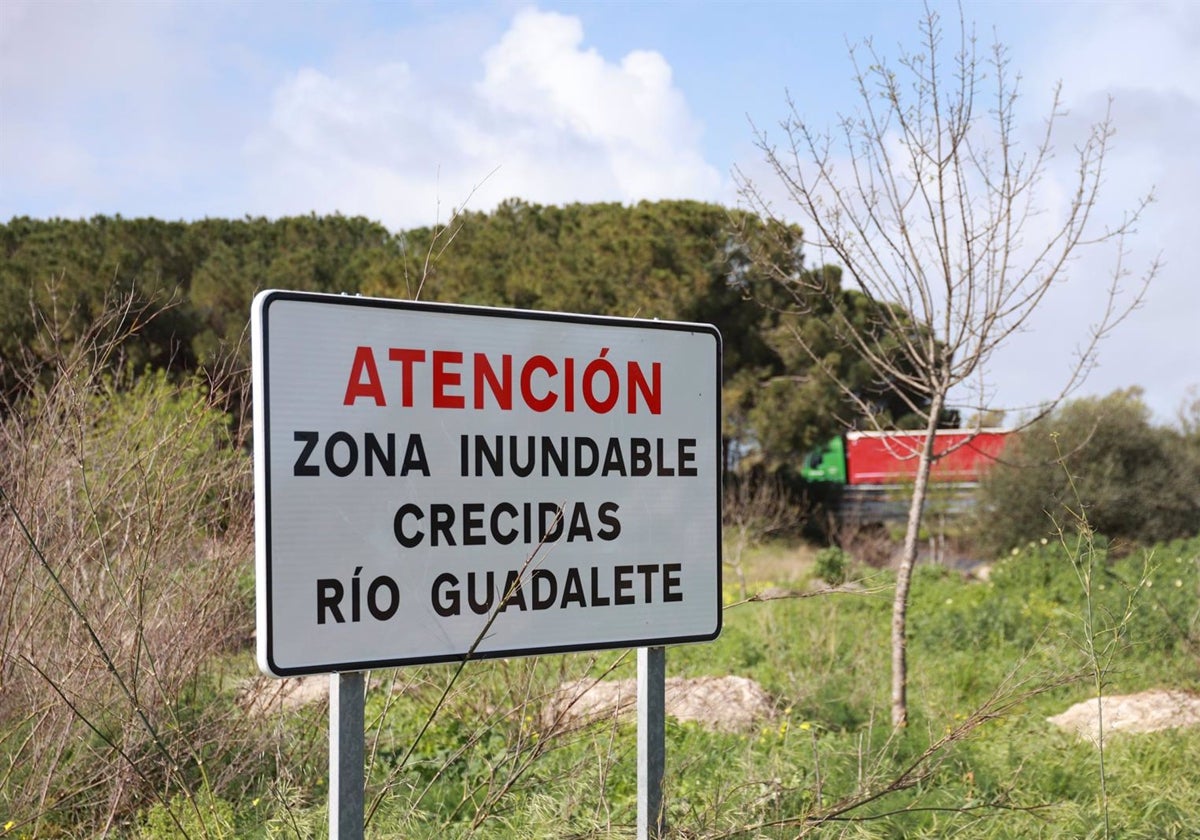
[238,675,1200,751]
[238,672,779,735]
[542,675,776,734]
[1047,689,1200,744]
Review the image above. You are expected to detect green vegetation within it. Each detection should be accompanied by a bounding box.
[3,321,1197,836]
[0,205,933,473]
[975,389,1200,555]
[812,547,850,586]
[3,212,1199,837]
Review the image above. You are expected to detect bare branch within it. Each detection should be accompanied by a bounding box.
[735,3,1156,729]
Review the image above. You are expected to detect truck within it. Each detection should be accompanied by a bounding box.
[800,429,1011,522]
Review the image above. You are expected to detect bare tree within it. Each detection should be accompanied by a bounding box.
[737,7,1156,727]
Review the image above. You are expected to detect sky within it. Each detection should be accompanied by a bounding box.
[2,0,1196,424]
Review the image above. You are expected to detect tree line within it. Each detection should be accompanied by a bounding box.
[0,201,931,470]
[5,204,1194,555]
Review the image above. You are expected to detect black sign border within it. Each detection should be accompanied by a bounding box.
[254,289,723,677]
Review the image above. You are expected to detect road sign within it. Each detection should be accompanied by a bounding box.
[252,290,722,676]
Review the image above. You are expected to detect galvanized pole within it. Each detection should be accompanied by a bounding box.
[637,646,666,839]
[329,671,365,840]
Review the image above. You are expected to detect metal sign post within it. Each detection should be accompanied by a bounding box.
[251,291,723,836]
[329,671,365,840]
[638,646,666,840]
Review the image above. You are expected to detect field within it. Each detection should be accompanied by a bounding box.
[3,363,1199,838]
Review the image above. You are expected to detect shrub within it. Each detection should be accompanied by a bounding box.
[975,389,1200,555]
[814,545,850,585]
[0,300,258,835]
[911,535,1200,686]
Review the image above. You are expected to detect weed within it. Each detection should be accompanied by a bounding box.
[814,546,850,585]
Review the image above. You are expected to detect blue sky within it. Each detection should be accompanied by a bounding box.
[2,0,1196,422]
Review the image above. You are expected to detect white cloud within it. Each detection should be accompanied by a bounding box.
[244,7,721,228]
[476,9,716,199]
[986,0,1200,421]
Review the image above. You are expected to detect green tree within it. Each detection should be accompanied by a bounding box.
[2,203,928,473]
[976,389,1200,554]
[0,214,400,399]
[365,199,892,469]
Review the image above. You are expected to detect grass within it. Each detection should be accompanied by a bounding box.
[729,538,819,590]
[3,301,1198,836]
[140,538,1200,837]
[6,525,1200,837]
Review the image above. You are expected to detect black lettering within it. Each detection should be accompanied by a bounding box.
[630,437,652,476]
[393,503,423,548]
[531,569,557,609]
[325,431,358,477]
[656,437,675,477]
[614,565,635,605]
[602,437,627,475]
[678,438,697,477]
[590,566,610,607]
[367,576,399,620]
[401,434,430,476]
[350,566,362,622]
[567,502,593,540]
[636,564,659,602]
[541,436,568,476]
[475,435,502,476]
[561,567,586,607]
[491,502,519,545]
[468,571,495,614]
[597,501,621,540]
[432,573,460,617]
[463,503,486,546]
[364,433,395,476]
[395,500,621,547]
[539,502,563,542]
[317,578,344,624]
[663,563,683,602]
[430,503,456,546]
[294,431,320,476]
[574,437,598,476]
[511,435,535,477]
[499,569,527,612]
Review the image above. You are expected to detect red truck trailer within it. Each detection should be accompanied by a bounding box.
[844,429,1010,484]
[800,429,1012,524]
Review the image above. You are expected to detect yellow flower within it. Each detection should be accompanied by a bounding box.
[798,721,812,731]
[3,820,14,833]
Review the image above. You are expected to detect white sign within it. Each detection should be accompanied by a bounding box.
[252,290,722,676]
